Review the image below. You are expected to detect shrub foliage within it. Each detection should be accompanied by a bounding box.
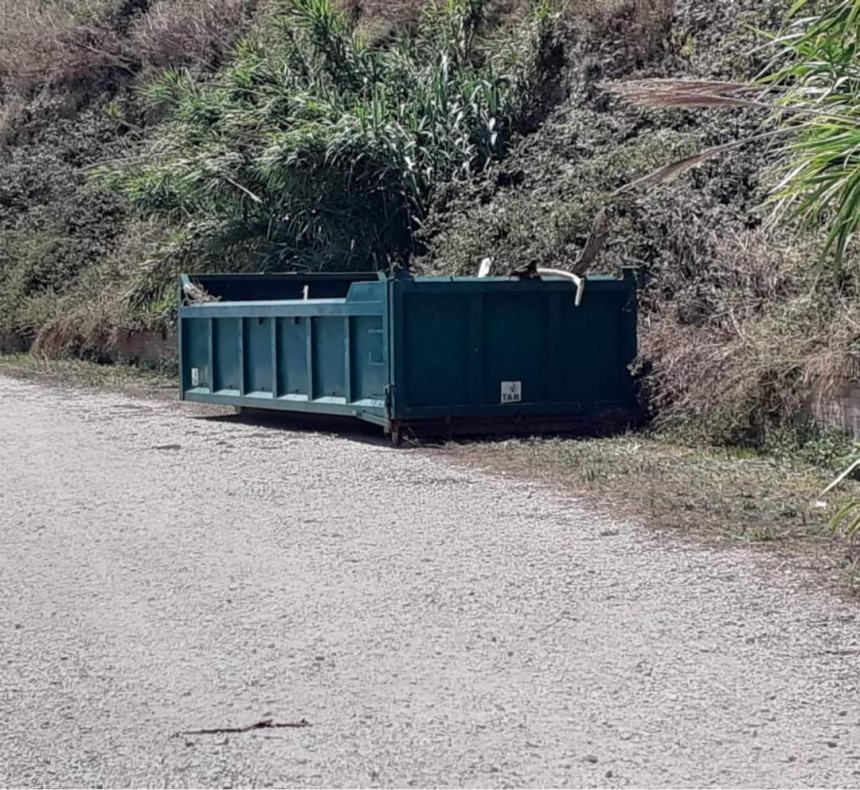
[769,0,860,264]
[102,0,559,284]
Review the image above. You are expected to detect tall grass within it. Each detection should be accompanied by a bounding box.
[0,0,124,93]
[129,0,262,72]
[99,0,557,307]
[766,0,860,264]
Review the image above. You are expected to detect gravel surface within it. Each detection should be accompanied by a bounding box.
[1,374,859,788]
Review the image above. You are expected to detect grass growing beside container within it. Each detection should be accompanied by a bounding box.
[0,353,176,393]
[446,432,860,591]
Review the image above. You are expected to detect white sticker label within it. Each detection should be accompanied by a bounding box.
[191,367,200,387]
[501,381,522,404]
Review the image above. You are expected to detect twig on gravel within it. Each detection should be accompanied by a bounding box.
[535,610,575,634]
[174,718,311,737]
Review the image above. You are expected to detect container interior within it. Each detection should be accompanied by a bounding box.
[183,272,383,303]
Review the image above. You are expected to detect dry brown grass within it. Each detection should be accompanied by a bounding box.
[609,78,760,109]
[0,352,176,390]
[639,228,860,443]
[0,0,127,93]
[0,0,667,97]
[28,219,169,360]
[0,0,263,96]
[31,296,120,360]
[129,0,261,71]
[804,311,860,406]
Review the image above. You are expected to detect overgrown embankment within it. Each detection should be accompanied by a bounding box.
[417,0,859,447]
[0,0,858,449]
[0,0,263,355]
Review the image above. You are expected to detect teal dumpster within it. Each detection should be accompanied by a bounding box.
[178,270,640,442]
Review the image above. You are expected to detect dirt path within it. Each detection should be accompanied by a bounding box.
[1,375,858,788]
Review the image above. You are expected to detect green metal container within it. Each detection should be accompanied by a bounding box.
[179,270,640,442]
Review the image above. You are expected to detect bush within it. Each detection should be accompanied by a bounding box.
[100,0,563,307]
[639,230,860,445]
[0,104,132,339]
[0,0,265,101]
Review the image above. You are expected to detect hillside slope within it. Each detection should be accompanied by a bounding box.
[0,0,857,444]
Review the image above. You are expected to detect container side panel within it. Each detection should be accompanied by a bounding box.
[394,279,638,422]
[482,292,546,405]
[276,317,309,397]
[213,318,241,394]
[350,316,386,402]
[312,317,346,400]
[402,293,471,408]
[561,292,627,404]
[243,317,274,396]
[182,318,211,391]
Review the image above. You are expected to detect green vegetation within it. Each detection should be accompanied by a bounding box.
[768,1,860,569]
[574,0,860,586]
[0,352,176,391]
[0,0,263,354]
[609,0,860,564]
[831,489,860,545]
[826,453,860,576]
[0,0,857,455]
[769,0,860,264]
[446,432,860,562]
[100,0,559,308]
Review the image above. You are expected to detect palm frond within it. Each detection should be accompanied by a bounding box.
[825,453,860,552]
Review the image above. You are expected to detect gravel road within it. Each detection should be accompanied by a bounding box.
[1,374,859,788]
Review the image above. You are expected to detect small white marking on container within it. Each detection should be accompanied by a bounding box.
[501,381,522,404]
